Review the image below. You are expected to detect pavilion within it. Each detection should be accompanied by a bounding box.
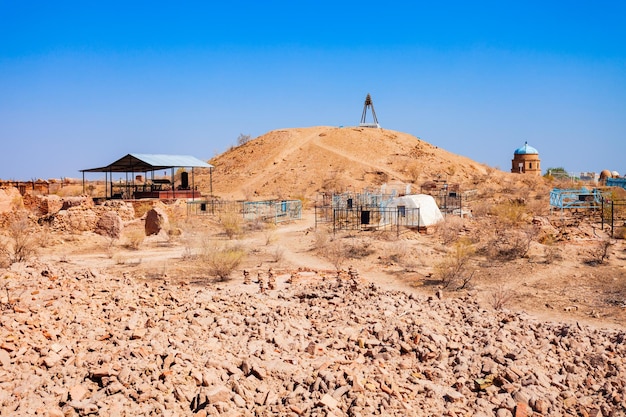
[81,153,213,200]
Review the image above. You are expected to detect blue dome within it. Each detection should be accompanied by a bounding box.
[514,142,539,155]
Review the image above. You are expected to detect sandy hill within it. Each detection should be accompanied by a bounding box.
[203,126,494,200]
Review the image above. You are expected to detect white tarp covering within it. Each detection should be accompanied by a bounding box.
[383,194,444,227]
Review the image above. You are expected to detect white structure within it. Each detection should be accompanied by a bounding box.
[381,194,444,228]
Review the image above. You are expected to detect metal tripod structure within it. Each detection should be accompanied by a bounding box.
[359,93,380,128]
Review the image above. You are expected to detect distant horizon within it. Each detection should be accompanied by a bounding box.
[2,2,624,180]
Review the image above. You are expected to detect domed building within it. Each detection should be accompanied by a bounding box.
[511,142,541,176]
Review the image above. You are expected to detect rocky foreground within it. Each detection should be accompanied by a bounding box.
[0,262,625,417]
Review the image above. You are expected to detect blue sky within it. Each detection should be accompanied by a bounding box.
[1,1,625,180]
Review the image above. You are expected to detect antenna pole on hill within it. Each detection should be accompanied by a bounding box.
[360,93,380,128]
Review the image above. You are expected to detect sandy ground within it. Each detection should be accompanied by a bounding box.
[36,207,626,333]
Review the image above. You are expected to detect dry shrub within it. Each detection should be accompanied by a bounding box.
[379,240,408,266]
[437,215,464,245]
[404,162,421,183]
[123,228,145,250]
[263,223,277,245]
[54,185,84,197]
[345,238,374,259]
[486,225,539,261]
[489,285,515,310]
[323,238,347,271]
[0,211,38,266]
[201,243,246,281]
[220,212,243,239]
[492,201,528,226]
[382,241,422,270]
[312,229,331,253]
[525,198,549,217]
[245,216,266,232]
[270,245,285,263]
[434,238,476,289]
[585,238,613,266]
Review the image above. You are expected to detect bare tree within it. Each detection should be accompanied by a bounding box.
[237,133,252,146]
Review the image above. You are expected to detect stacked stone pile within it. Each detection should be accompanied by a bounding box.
[0,261,624,416]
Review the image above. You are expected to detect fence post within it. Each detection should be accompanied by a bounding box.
[601,198,604,230]
[396,208,400,238]
[611,201,614,238]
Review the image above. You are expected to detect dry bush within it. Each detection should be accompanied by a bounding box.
[54,185,84,197]
[378,240,408,266]
[312,229,331,253]
[323,238,347,271]
[489,285,515,310]
[404,162,421,183]
[486,225,539,261]
[270,245,285,263]
[437,215,464,245]
[585,238,613,266]
[36,224,53,248]
[219,212,243,239]
[525,198,549,217]
[173,218,203,259]
[543,245,562,264]
[262,223,277,246]
[0,211,38,266]
[345,238,375,259]
[201,243,246,281]
[434,238,476,289]
[381,241,422,270]
[245,216,267,232]
[123,228,145,250]
[491,201,528,226]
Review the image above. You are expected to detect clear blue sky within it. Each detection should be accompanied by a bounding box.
[1,1,625,180]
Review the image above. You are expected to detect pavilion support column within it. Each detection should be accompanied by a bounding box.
[192,167,195,201]
[171,168,175,199]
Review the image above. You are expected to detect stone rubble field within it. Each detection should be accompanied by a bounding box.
[1,261,625,417]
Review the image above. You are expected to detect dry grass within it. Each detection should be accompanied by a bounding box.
[123,228,145,250]
[200,242,246,281]
[585,238,614,266]
[219,212,243,239]
[0,211,39,266]
[483,224,539,261]
[345,237,375,259]
[312,228,331,253]
[437,215,465,245]
[270,245,285,263]
[489,285,516,310]
[321,238,347,271]
[434,238,476,290]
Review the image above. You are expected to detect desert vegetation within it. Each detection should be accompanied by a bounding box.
[0,210,39,266]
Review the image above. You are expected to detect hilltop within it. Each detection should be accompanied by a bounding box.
[203,126,493,200]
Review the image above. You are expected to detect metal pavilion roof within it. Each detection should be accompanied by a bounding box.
[81,153,213,173]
